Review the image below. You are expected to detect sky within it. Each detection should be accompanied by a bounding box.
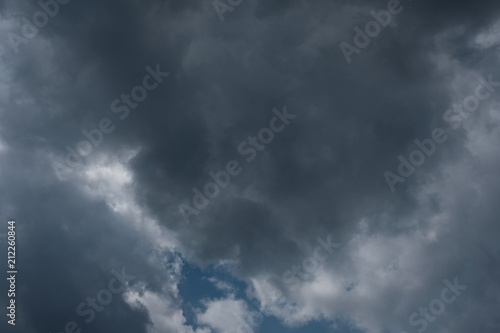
[0,0,500,332]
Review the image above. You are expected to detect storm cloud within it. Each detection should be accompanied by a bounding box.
[0,0,500,332]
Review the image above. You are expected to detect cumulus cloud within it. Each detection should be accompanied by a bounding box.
[197,296,259,333]
[1,0,500,333]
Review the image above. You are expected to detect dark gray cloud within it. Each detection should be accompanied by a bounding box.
[0,0,500,332]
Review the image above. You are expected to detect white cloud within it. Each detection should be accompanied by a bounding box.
[125,284,210,333]
[473,20,500,49]
[207,277,237,294]
[197,296,259,333]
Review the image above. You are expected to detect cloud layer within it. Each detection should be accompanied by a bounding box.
[1,0,500,332]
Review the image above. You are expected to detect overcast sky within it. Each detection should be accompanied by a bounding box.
[1,0,500,332]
